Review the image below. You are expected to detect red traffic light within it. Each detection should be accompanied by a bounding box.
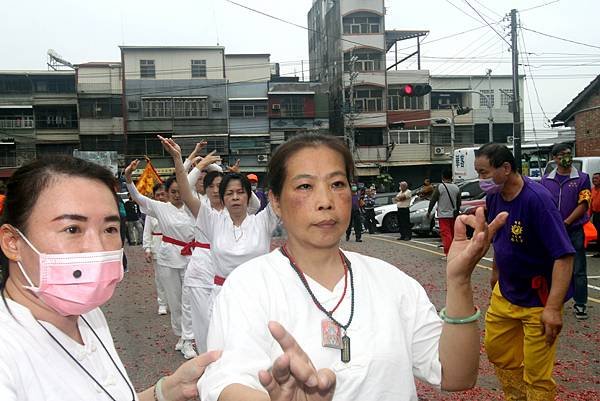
[400,83,432,97]
[403,84,413,96]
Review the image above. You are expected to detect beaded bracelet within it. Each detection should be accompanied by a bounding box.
[439,306,481,324]
[154,377,167,401]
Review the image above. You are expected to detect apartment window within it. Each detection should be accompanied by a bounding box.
[388,88,425,110]
[389,130,430,145]
[280,97,305,117]
[127,134,167,156]
[344,51,383,72]
[140,60,156,79]
[80,135,125,153]
[0,115,34,129]
[501,89,513,106]
[353,88,383,112]
[35,106,78,129]
[230,102,268,118]
[142,98,172,118]
[173,97,208,118]
[191,60,207,78]
[431,92,463,110]
[0,143,16,167]
[343,14,381,34]
[480,89,494,107]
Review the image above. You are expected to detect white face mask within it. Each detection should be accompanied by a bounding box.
[251,184,258,192]
[14,228,124,316]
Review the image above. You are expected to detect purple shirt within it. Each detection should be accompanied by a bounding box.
[486,176,575,307]
[541,167,591,230]
[351,194,360,210]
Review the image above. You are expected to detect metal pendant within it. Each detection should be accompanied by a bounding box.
[341,335,351,363]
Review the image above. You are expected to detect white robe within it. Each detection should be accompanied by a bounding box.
[199,250,443,401]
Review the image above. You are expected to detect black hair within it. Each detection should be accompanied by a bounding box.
[164,176,177,191]
[204,171,224,190]
[219,173,252,205]
[0,155,118,298]
[442,169,452,180]
[475,143,517,172]
[551,142,572,157]
[267,133,355,198]
[152,182,166,194]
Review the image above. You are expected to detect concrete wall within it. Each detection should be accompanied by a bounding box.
[225,55,271,84]
[78,65,122,94]
[122,48,225,80]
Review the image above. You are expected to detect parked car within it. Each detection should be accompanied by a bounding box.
[375,179,484,235]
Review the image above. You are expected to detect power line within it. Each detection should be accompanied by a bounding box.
[462,0,512,47]
[521,26,600,50]
[519,0,560,13]
[472,0,503,19]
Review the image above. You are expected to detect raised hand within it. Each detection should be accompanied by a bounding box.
[124,159,140,184]
[228,159,241,174]
[158,135,182,160]
[193,140,208,155]
[447,207,508,282]
[196,150,222,170]
[259,322,336,401]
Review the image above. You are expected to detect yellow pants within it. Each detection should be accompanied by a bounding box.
[484,284,558,401]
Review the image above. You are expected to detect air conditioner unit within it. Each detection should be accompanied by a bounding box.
[272,104,281,111]
[434,146,445,155]
[507,136,514,145]
[257,154,269,162]
[128,101,139,111]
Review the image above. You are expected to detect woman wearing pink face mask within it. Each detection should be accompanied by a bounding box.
[0,155,338,401]
[0,156,222,401]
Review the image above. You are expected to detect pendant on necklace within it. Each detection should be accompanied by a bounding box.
[321,319,342,349]
[341,334,351,363]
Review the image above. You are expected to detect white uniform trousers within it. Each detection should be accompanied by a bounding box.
[188,286,213,354]
[180,285,195,341]
[153,260,168,308]
[158,265,186,337]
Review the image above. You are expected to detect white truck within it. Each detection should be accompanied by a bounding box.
[452,147,479,182]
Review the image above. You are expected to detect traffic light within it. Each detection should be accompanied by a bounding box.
[399,84,432,97]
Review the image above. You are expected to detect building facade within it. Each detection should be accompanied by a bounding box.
[0,71,78,175]
[553,75,600,156]
[307,0,525,185]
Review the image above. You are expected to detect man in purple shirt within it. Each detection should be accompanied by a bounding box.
[475,143,574,401]
[542,143,592,320]
[345,183,363,242]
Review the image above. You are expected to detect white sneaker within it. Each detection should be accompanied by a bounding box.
[158,305,168,315]
[175,337,184,351]
[181,340,197,360]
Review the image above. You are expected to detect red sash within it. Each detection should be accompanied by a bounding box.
[152,232,163,236]
[162,236,210,256]
[531,276,549,306]
[214,275,226,286]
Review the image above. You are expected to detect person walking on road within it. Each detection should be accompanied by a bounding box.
[124,195,143,245]
[542,143,592,320]
[345,184,363,242]
[475,143,575,401]
[590,172,600,258]
[363,187,378,234]
[428,169,461,255]
[395,181,412,240]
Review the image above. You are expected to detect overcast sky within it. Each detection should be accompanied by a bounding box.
[2,0,598,139]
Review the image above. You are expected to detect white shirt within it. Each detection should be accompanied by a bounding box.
[200,250,443,401]
[142,215,162,260]
[396,189,412,208]
[127,182,195,269]
[184,196,219,288]
[0,300,137,401]
[196,204,279,282]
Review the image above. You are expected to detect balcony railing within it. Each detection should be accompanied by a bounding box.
[0,118,34,129]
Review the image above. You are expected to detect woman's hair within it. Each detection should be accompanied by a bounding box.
[152,182,166,194]
[164,176,177,191]
[219,173,252,205]
[0,155,118,291]
[267,133,355,197]
[204,171,224,190]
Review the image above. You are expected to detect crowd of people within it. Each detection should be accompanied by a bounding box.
[0,134,597,401]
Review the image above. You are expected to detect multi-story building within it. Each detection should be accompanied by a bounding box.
[268,78,330,156]
[307,0,525,185]
[120,46,229,169]
[0,70,78,175]
[226,54,271,173]
[75,62,124,156]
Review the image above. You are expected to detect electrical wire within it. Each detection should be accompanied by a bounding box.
[519,0,560,13]
[520,26,600,50]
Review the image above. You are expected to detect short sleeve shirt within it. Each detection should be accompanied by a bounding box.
[486,176,575,306]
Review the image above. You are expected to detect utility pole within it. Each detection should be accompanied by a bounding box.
[486,68,494,142]
[346,56,358,155]
[450,105,456,160]
[510,8,522,173]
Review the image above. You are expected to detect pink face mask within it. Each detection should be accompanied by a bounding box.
[15,229,124,316]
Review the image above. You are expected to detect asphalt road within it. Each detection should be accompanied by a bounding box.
[105,235,600,400]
